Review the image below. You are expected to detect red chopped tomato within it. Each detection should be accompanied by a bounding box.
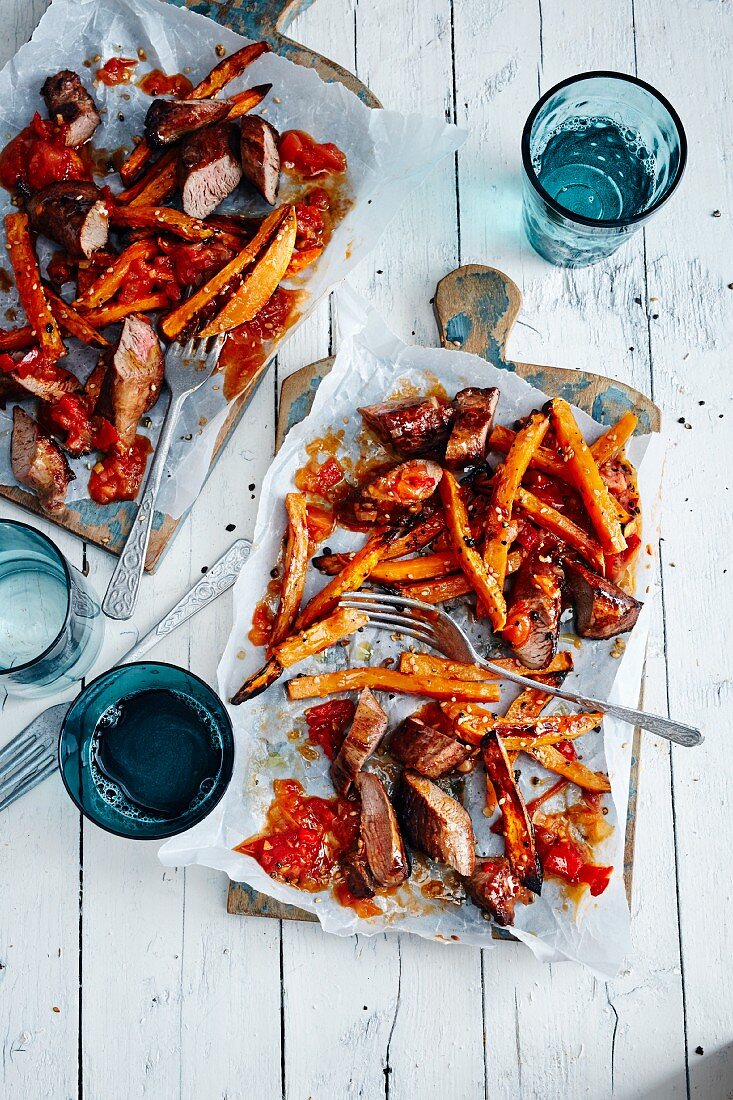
[137,69,193,97]
[91,417,120,452]
[0,113,89,193]
[0,352,16,374]
[304,503,334,549]
[294,202,325,250]
[47,252,77,290]
[304,699,356,759]
[159,238,237,290]
[218,289,296,400]
[96,57,138,86]
[47,394,93,454]
[88,435,152,504]
[280,130,347,179]
[10,346,55,380]
[535,824,612,897]
[242,827,325,885]
[315,457,344,494]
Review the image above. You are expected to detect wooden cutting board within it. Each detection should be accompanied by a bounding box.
[0,0,380,571]
[227,263,660,923]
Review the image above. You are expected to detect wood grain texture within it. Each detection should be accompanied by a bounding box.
[1,0,731,1096]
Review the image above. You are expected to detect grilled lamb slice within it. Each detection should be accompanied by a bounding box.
[464,857,531,926]
[239,115,280,205]
[27,182,109,259]
[565,558,642,639]
[389,716,474,779]
[41,70,100,147]
[341,839,377,899]
[11,357,81,403]
[357,772,410,888]
[397,770,476,877]
[330,688,388,797]
[445,387,499,470]
[144,97,232,149]
[179,124,242,220]
[358,396,455,457]
[504,546,564,670]
[96,314,163,448]
[11,406,73,514]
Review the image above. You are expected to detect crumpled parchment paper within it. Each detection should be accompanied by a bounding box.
[160,285,665,978]
[0,0,465,519]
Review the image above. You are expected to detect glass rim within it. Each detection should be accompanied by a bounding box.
[0,518,72,677]
[521,69,688,230]
[58,660,235,840]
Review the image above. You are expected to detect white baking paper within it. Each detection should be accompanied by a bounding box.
[160,285,665,978]
[0,0,465,519]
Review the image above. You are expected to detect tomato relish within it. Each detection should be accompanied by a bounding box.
[88,435,152,505]
[280,130,347,179]
[304,699,356,760]
[0,113,90,194]
[137,69,193,97]
[95,57,138,86]
[533,811,613,898]
[218,288,295,401]
[235,778,360,891]
[47,394,118,456]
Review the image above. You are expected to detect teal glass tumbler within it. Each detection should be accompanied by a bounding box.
[59,662,235,840]
[522,71,686,266]
[0,519,103,699]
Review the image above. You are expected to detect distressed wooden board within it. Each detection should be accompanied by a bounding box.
[0,0,380,573]
[228,263,658,921]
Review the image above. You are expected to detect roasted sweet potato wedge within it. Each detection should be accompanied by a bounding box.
[482,732,542,894]
[268,492,310,650]
[287,668,501,703]
[439,469,507,630]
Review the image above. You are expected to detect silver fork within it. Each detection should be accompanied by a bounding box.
[0,538,251,813]
[339,590,703,748]
[103,333,225,621]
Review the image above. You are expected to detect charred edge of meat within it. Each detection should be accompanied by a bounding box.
[356,772,410,888]
[239,115,281,205]
[41,69,101,147]
[144,97,232,149]
[504,548,564,671]
[445,387,500,470]
[358,396,456,458]
[388,716,475,779]
[564,557,643,639]
[463,857,531,926]
[341,839,377,899]
[396,769,476,878]
[330,688,388,797]
[230,656,283,704]
[26,181,109,259]
[179,124,243,221]
[11,405,74,515]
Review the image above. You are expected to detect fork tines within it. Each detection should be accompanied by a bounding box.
[339,590,439,649]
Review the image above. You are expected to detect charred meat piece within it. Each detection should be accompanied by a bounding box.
[341,839,377,899]
[96,314,163,448]
[239,115,281,205]
[179,124,242,220]
[464,857,531,926]
[397,770,476,877]
[503,546,564,670]
[144,97,232,149]
[41,70,100,147]
[0,373,26,407]
[27,182,109,259]
[357,772,410,888]
[362,460,443,509]
[11,406,73,514]
[330,688,388,797]
[10,354,81,403]
[565,558,642,639]
[389,716,474,779]
[358,396,455,457]
[445,387,500,469]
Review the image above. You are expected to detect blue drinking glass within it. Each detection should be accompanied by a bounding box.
[0,519,103,699]
[58,661,235,840]
[522,71,687,266]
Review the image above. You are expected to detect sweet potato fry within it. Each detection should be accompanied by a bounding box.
[84,294,170,328]
[482,732,543,893]
[118,138,156,187]
[439,469,506,630]
[226,84,273,120]
[4,213,65,360]
[286,668,502,703]
[314,550,459,582]
[74,239,158,310]
[393,551,523,604]
[46,289,110,349]
[529,745,612,792]
[160,206,288,341]
[383,513,446,560]
[116,149,178,207]
[447,707,603,748]
[0,325,34,352]
[109,205,215,242]
[285,245,323,278]
[546,398,627,555]
[192,41,271,99]
[295,527,395,631]
[268,493,310,650]
[230,606,369,705]
[399,651,573,684]
[199,207,297,335]
[515,487,606,574]
[590,411,638,466]
[483,411,549,589]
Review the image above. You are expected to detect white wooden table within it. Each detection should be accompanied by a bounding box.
[1,1,731,1096]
